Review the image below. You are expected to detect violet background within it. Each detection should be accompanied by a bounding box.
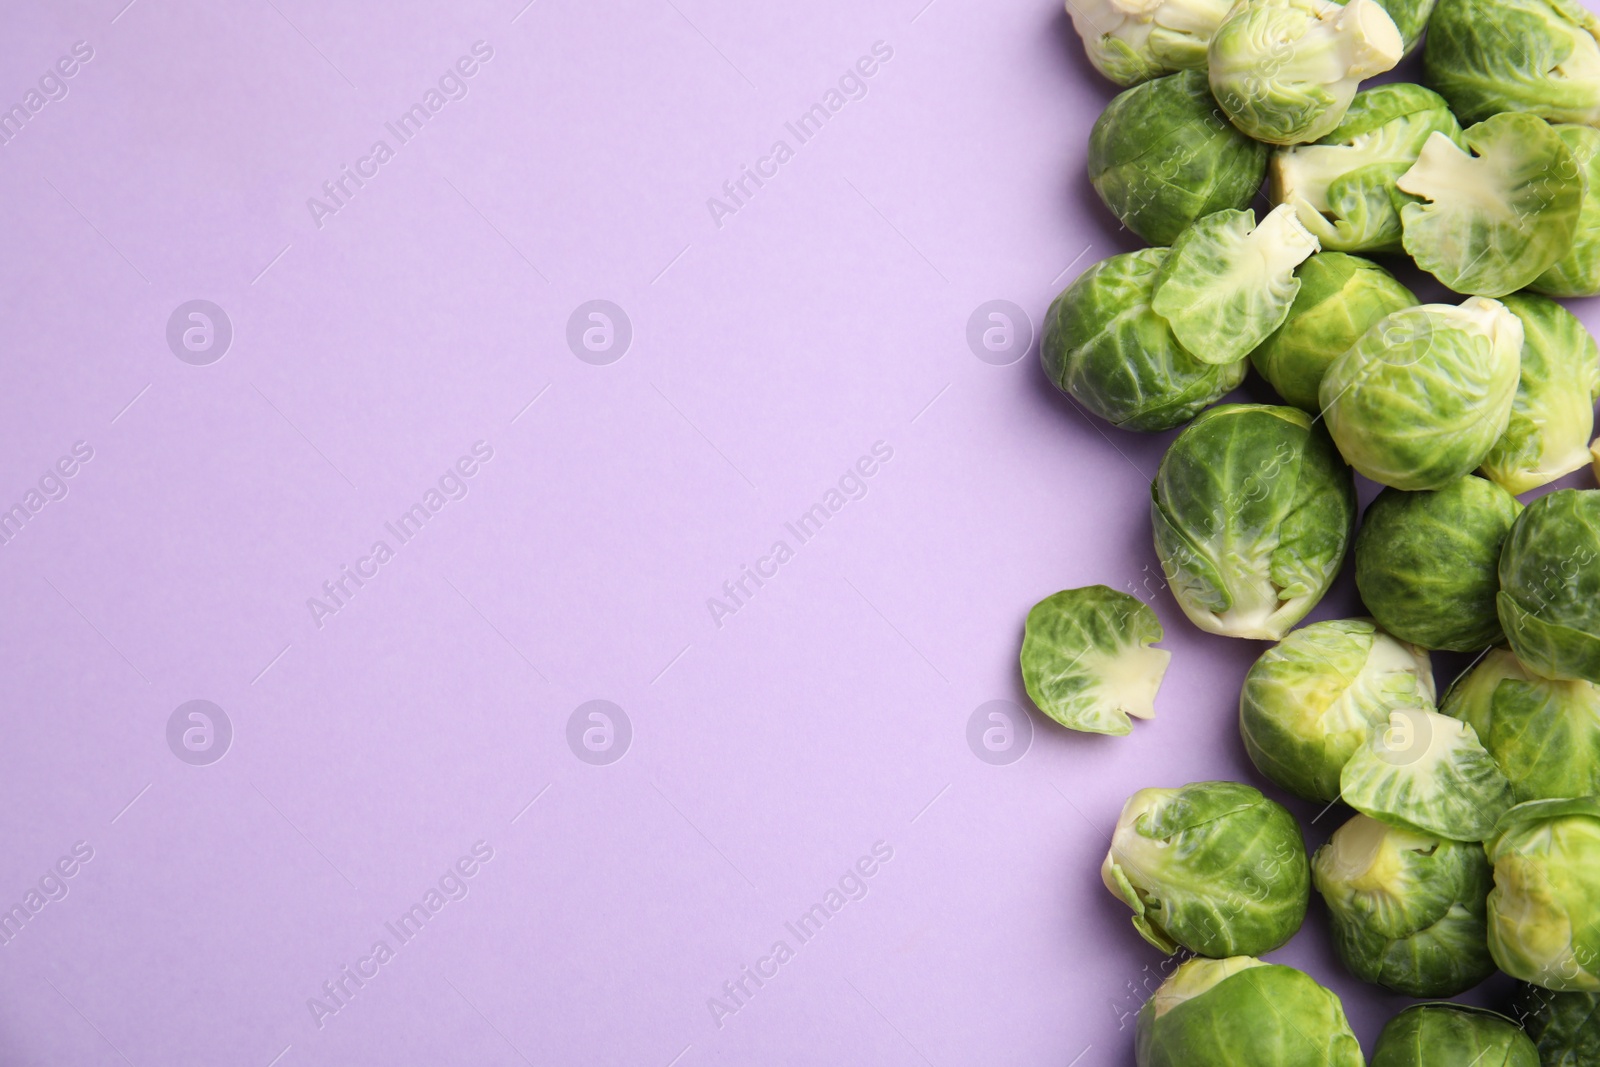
[0,0,1594,1064]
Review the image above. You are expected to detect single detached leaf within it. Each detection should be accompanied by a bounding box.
[1152,206,1320,364]
[1271,83,1462,253]
[1020,585,1170,735]
[1341,708,1514,841]
[1397,113,1584,297]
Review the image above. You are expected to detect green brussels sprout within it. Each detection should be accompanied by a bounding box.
[1150,206,1320,365]
[1240,618,1435,802]
[1498,490,1600,685]
[1019,586,1170,735]
[1373,0,1436,52]
[1271,84,1463,253]
[1102,781,1309,956]
[1354,477,1523,652]
[1067,0,1236,86]
[1207,0,1403,145]
[1341,707,1514,841]
[1151,404,1355,640]
[1313,813,1495,996]
[1513,984,1600,1064]
[1441,648,1600,803]
[1481,294,1600,495]
[1396,114,1585,297]
[1089,71,1269,245]
[1250,252,1416,411]
[1423,0,1600,126]
[1040,249,1247,431]
[1533,125,1600,297]
[1371,1004,1540,1067]
[1487,798,1600,992]
[1136,956,1365,1067]
[1321,298,1524,491]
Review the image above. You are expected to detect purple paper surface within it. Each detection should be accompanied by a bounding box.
[0,1,1594,1064]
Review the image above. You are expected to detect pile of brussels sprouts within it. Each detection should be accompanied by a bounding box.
[1021,0,1600,1059]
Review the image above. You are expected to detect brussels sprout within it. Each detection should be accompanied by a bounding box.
[1534,126,1600,297]
[1371,1004,1539,1067]
[1320,298,1524,491]
[1151,404,1355,640]
[1481,294,1600,495]
[1271,84,1462,253]
[1020,586,1170,735]
[1089,71,1269,245]
[1313,814,1495,996]
[1250,252,1416,411]
[1441,648,1600,803]
[1240,618,1435,802]
[1150,206,1320,365]
[1373,0,1435,52]
[1136,956,1365,1067]
[1396,114,1585,297]
[1423,0,1600,126]
[1486,798,1600,992]
[1354,477,1523,652]
[1207,0,1402,145]
[1102,781,1309,956]
[1513,984,1600,1065]
[1498,490,1600,685]
[1067,0,1236,86]
[1341,708,1514,841]
[1041,249,1247,431]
